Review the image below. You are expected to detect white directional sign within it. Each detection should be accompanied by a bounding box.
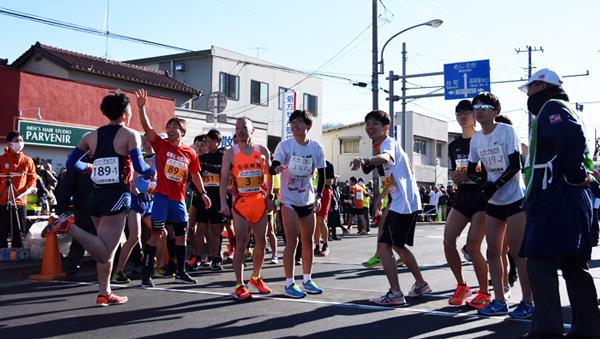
[444,60,490,100]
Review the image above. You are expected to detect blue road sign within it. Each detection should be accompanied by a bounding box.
[444,60,490,100]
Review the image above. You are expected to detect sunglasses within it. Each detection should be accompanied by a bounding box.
[473,104,496,111]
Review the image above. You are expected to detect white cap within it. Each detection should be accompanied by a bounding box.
[518,68,562,92]
[159,133,168,139]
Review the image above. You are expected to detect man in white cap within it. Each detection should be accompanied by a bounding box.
[520,68,600,337]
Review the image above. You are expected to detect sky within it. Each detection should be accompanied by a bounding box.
[1,0,599,149]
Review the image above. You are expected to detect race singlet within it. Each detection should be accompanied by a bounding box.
[236,169,263,194]
[164,158,188,183]
[91,157,119,185]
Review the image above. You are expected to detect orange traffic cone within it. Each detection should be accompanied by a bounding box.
[29,233,66,281]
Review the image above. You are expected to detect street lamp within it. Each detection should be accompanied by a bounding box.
[378,19,443,75]
[377,19,442,146]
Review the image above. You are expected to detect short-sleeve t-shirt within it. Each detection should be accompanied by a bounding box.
[378,136,421,214]
[152,137,201,202]
[448,136,485,186]
[468,123,525,205]
[273,138,326,206]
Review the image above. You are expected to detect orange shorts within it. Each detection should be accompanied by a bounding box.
[233,193,266,224]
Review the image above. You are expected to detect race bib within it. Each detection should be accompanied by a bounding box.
[91,157,119,185]
[164,158,188,183]
[288,155,313,179]
[478,146,506,174]
[202,173,220,187]
[355,191,364,201]
[236,169,262,193]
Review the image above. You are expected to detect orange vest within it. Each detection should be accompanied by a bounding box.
[350,184,365,208]
[231,144,266,195]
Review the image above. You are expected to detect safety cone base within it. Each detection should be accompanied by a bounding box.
[28,232,65,281]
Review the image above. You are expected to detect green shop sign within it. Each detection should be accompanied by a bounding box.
[18,120,93,148]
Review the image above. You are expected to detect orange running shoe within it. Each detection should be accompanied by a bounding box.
[234,284,252,301]
[466,290,492,309]
[186,255,198,267]
[249,276,272,294]
[42,213,74,237]
[448,284,472,305]
[96,292,128,306]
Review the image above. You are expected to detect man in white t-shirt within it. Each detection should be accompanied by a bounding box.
[350,110,430,306]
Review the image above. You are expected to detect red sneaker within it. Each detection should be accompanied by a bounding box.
[96,292,128,306]
[234,284,252,301]
[248,276,272,294]
[448,284,472,305]
[42,213,74,237]
[467,290,492,309]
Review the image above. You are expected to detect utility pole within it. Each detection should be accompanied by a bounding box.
[371,0,379,110]
[516,45,543,130]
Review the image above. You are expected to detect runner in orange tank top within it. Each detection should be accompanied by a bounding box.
[219,117,274,301]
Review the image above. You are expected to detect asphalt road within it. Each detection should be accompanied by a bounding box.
[2,223,599,338]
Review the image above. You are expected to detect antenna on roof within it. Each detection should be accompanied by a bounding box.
[248,46,268,59]
[103,0,110,58]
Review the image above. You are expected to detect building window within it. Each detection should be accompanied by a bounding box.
[341,139,360,154]
[414,137,428,155]
[436,142,444,159]
[175,62,185,72]
[251,80,269,106]
[278,87,290,109]
[219,72,239,100]
[303,93,318,116]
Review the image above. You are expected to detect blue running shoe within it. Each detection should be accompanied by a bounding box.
[284,283,307,298]
[302,280,324,294]
[478,299,508,316]
[509,300,534,319]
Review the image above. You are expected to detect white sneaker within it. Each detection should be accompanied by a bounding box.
[370,290,406,305]
[408,282,432,297]
[270,256,279,264]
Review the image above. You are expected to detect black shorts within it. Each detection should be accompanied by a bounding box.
[486,199,524,221]
[352,208,364,216]
[196,204,228,224]
[290,204,315,218]
[88,186,131,217]
[452,185,486,218]
[378,210,418,248]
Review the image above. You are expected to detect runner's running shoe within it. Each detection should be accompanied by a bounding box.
[466,291,492,309]
[284,283,307,298]
[111,271,131,284]
[211,259,223,271]
[408,282,432,297]
[175,272,197,284]
[270,255,279,264]
[509,300,534,319]
[234,285,252,301]
[320,247,330,257]
[448,284,472,305]
[141,273,155,288]
[478,299,509,316]
[41,213,74,237]
[396,257,405,267]
[370,290,406,306]
[362,255,381,268]
[248,276,272,294]
[96,293,128,306]
[302,280,324,294]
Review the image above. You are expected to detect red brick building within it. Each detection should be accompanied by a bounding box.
[1,42,200,169]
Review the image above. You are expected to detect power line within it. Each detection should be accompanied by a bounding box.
[0,7,194,52]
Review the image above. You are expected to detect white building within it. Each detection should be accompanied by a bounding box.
[322,111,448,187]
[127,46,323,151]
